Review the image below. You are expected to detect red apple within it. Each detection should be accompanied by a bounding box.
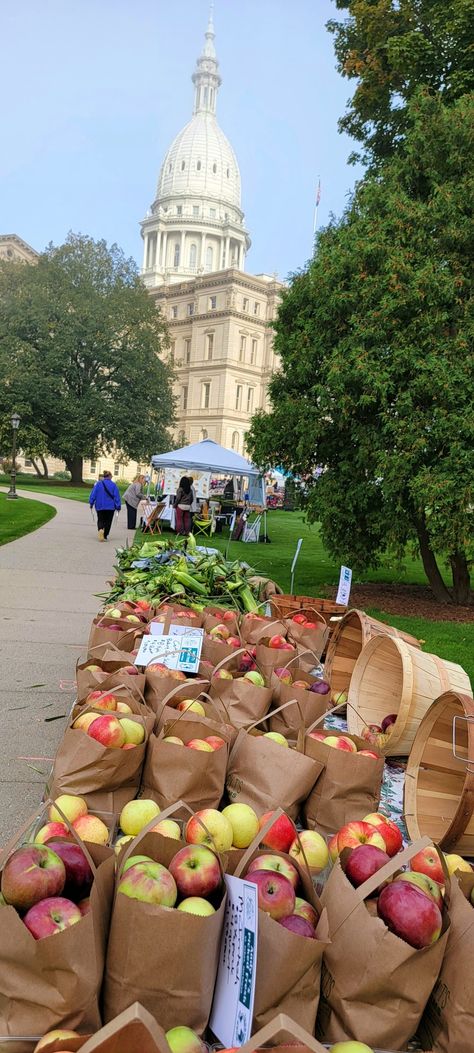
[245,870,295,920]
[377,880,442,949]
[381,713,398,733]
[344,844,390,888]
[206,736,226,750]
[292,613,308,625]
[122,665,139,676]
[358,750,380,759]
[280,642,295,652]
[328,833,340,863]
[268,635,286,649]
[303,621,319,630]
[238,654,256,673]
[223,610,238,622]
[1,844,65,910]
[292,680,309,689]
[212,669,233,681]
[324,735,357,752]
[169,844,221,899]
[308,730,326,743]
[186,738,213,751]
[23,897,82,939]
[362,724,383,742]
[87,714,125,749]
[409,845,444,886]
[363,813,403,857]
[337,821,387,854]
[227,636,241,649]
[247,853,299,889]
[35,822,71,845]
[259,811,295,854]
[85,690,117,711]
[274,668,293,685]
[47,841,93,901]
[279,914,315,938]
[117,860,177,906]
[209,624,230,640]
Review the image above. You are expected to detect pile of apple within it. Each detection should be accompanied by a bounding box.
[206,622,241,649]
[274,667,331,697]
[162,730,226,752]
[328,812,403,863]
[117,842,223,918]
[361,713,398,748]
[0,838,94,940]
[290,612,323,631]
[73,706,145,750]
[33,795,109,847]
[114,799,183,853]
[308,728,380,760]
[262,633,295,653]
[212,665,265,687]
[82,661,141,681]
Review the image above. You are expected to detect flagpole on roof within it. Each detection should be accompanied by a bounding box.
[313,177,321,239]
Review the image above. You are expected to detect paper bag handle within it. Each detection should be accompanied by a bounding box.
[306,699,368,736]
[246,697,306,751]
[161,691,230,733]
[233,809,314,888]
[116,800,224,882]
[212,646,265,680]
[157,678,210,711]
[239,1012,327,1053]
[276,647,322,673]
[0,798,98,876]
[354,835,433,900]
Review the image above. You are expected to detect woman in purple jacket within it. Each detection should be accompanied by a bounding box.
[89,470,121,541]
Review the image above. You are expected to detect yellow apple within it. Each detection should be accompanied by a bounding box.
[49,794,88,824]
[73,813,109,845]
[444,853,473,876]
[151,819,182,840]
[114,834,133,854]
[263,731,289,747]
[34,1031,80,1052]
[120,718,145,745]
[116,701,133,713]
[330,1043,375,1053]
[289,829,329,874]
[222,803,259,848]
[120,799,160,836]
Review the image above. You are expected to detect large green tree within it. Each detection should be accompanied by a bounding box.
[247,94,473,604]
[328,0,474,165]
[0,234,175,482]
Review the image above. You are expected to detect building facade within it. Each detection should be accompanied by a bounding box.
[140,8,283,453]
[0,234,39,265]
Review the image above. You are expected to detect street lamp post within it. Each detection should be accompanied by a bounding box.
[6,413,21,500]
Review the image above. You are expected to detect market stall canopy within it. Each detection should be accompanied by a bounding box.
[151,439,261,478]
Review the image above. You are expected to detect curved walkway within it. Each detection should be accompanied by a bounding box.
[0,489,131,841]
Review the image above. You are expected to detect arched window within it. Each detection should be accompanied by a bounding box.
[203,87,208,105]
[189,243,197,269]
[200,429,208,440]
[231,431,239,451]
[181,159,185,171]
[206,246,213,271]
[212,162,217,173]
[173,243,180,268]
[197,160,201,171]
[227,167,230,178]
[168,163,172,173]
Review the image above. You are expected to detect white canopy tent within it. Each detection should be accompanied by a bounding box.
[149,439,266,539]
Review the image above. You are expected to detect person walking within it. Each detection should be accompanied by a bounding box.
[173,475,193,535]
[89,470,121,541]
[122,474,146,530]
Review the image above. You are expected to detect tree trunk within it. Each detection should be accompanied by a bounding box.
[30,457,45,478]
[40,455,49,478]
[65,455,83,484]
[450,550,472,605]
[415,516,454,604]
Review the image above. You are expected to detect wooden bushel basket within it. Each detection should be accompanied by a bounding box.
[324,608,421,702]
[405,690,474,856]
[347,635,472,756]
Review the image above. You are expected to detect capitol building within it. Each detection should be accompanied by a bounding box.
[140,8,283,455]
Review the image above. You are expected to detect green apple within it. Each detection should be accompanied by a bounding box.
[330,1043,374,1053]
[165,1026,206,1053]
[243,670,265,687]
[264,731,289,747]
[120,718,145,745]
[121,853,153,874]
[222,803,259,848]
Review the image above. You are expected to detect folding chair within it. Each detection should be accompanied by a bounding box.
[193,506,216,538]
[243,512,262,543]
[141,502,165,534]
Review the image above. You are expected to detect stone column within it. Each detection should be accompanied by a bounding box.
[162,232,168,269]
[156,231,162,270]
[225,235,230,269]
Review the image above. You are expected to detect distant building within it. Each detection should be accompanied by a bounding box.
[140,9,283,453]
[0,234,39,264]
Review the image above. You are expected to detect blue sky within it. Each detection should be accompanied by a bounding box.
[1,0,362,281]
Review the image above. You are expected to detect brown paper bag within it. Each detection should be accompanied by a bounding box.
[144,669,210,713]
[76,652,146,704]
[240,614,287,645]
[80,1002,170,1053]
[141,714,230,810]
[233,825,330,1033]
[201,634,241,669]
[238,1011,328,1052]
[225,702,320,820]
[87,619,141,656]
[0,804,114,1046]
[418,871,474,1053]
[317,837,450,1049]
[209,649,272,729]
[255,639,299,682]
[268,681,328,740]
[202,606,239,635]
[285,609,329,659]
[302,708,384,835]
[103,805,226,1032]
[48,707,152,812]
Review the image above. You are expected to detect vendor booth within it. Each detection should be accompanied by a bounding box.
[143,439,266,537]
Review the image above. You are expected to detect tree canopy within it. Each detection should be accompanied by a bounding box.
[247,94,473,603]
[328,0,474,165]
[0,234,175,482]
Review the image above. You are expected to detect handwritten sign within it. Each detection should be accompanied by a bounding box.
[210,875,258,1047]
[336,565,352,606]
[134,630,203,674]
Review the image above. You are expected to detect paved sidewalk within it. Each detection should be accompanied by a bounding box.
[0,489,132,842]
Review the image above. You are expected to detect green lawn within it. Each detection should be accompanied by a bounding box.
[0,474,128,503]
[0,491,56,545]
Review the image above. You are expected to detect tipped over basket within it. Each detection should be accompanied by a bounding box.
[405,690,474,855]
[324,608,421,702]
[347,635,472,755]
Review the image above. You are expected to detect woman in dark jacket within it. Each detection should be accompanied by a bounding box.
[174,476,193,535]
[89,470,121,541]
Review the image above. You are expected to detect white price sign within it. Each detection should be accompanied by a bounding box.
[336,565,352,606]
[134,629,203,673]
[210,875,258,1047]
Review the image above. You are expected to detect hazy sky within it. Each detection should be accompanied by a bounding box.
[1,0,362,281]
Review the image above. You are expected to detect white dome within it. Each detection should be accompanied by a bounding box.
[157,113,241,209]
